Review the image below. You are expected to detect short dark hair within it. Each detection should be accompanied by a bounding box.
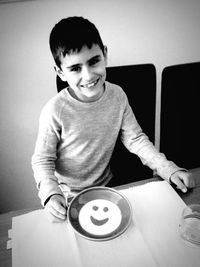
[49,16,105,68]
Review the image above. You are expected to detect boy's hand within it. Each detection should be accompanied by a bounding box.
[45,194,67,223]
[170,171,195,193]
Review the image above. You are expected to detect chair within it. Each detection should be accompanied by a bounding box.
[56,64,157,185]
[106,64,156,185]
[57,75,68,92]
[160,62,200,170]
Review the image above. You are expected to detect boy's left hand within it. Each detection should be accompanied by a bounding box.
[170,171,195,193]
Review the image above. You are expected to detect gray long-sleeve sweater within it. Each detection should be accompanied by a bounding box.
[32,81,181,205]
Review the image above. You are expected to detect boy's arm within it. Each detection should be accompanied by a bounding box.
[37,176,63,206]
[121,112,195,191]
[32,102,64,206]
[124,130,184,182]
[32,148,64,206]
[120,95,185,182]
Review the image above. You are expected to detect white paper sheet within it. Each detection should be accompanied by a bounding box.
[121,181,200,267]
[11,207,155,267]
[11,181,200,267]
[12,210,83,267]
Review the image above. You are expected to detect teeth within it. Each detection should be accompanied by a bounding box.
[87,81,96,88]
[82,79,98,88]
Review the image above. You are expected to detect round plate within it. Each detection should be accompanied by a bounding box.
[67,186,132,241]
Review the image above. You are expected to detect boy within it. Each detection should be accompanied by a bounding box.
[32,16,195,222]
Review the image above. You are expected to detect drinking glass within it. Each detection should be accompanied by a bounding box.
[179,204,200,246]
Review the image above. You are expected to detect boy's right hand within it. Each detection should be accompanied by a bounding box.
[45,194,67,223]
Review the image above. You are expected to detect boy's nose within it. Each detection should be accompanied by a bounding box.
[82,66,93,81]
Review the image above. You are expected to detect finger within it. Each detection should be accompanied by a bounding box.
[171,176,187,193]
[179,172,195,188]
[44,208,65,223]
[45,204,67,221]
[51,198,67,216]
[51,202,67,218]
[186,173,195,188]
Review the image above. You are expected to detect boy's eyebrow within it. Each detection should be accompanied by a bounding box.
[67,55,101,69]
[88,55,101,62]
[67,63,81,69]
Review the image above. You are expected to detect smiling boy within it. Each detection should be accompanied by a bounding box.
[56,44,106,102]
[32,16,195,222]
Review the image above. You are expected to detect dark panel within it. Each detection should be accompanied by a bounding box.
[57,75,68,92]
[106,64,156,185]
[160,62,200,169]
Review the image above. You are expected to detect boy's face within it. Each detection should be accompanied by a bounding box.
[56,44,107,102]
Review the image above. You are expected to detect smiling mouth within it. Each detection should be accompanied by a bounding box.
[90,216,109,226]
[81,78,99,89]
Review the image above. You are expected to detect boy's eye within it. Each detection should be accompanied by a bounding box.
[70,66,81,72]
[89,57,101,66]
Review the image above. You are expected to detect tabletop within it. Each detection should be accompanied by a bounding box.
[0,167,200,266]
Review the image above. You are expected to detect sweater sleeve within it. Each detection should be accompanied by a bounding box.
[31,101,63,206]
[120,93,184,181]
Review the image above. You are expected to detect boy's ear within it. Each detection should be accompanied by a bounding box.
[54,65,67,82]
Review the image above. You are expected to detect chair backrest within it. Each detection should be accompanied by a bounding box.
[106,64,156,185]
[57,75,68,92]
[56,64,157,185]
[160,62,200,169]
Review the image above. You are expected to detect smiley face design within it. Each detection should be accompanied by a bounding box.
[78,199,122,235]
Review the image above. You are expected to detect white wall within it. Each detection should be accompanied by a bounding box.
[0,0,200,212]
